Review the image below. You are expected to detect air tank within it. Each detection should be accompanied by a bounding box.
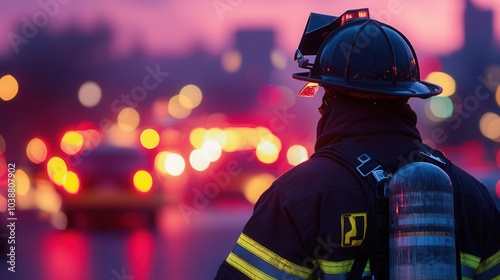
[389,161,456,279]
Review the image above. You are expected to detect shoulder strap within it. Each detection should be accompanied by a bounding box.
[312,141,391,194]
[312,141,391,279]
[411,144,451,172]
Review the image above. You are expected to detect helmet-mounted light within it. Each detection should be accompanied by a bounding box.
[294,8,370,64]
[297,82,320,97]
[342,9,370,25]
[295,8,370,97]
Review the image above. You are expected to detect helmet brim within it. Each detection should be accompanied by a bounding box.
[292,72,442,99]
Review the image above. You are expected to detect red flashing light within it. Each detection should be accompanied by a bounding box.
[341,8,370,26]
[358,10,369,18]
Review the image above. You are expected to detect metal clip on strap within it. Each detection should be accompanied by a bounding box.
[356,154,390,181]
[355,154,391,199]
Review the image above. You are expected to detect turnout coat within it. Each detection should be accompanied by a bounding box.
[215,96,500,279]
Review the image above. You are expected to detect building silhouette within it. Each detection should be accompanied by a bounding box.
[438,0,500,160]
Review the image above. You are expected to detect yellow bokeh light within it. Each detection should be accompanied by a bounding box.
[256,141,280,164]
[202,140,222,162]
[78,81,102,107]
[168,95,192,119]
[425,72,456,97]
[254,127,274,143]
[155,152,169,175]
[189,149,211,171]
[0,74,19,101]
[260,133,281,148]
[140,128,160,150]
[133,170,153,192]
[227,127,278,151]
[117,107,140,131]
[191,127,283,154]
[47,157,67,186]
[206,127,227,147]
[15,169,30,196]
[26,137,48,164]
[480,112,500,142]
[190,127,207,149]
[287,145,309,166]
[61,131,84,155]
[221,49,242,73]
[223,127,255,151]
[270,49,287,70]
[243,173,276,204]
[221,129,240,152]
[62,171,80,194]
[179,84,203,109]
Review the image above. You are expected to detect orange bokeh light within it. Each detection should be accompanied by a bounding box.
[27,137,48,164]
[0,74,19,101]
[242,173,276,204]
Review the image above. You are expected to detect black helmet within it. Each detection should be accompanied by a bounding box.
[293,9,442,98]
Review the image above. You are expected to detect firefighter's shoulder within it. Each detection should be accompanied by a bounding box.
[267,155,363,204]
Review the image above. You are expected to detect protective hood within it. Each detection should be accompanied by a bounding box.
[315,96,422,151]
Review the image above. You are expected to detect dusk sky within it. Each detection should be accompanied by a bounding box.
[1,0,499,58]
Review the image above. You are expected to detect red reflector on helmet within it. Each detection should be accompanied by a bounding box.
[298,82,320,97]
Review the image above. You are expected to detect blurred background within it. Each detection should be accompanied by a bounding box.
[0,0,499,279]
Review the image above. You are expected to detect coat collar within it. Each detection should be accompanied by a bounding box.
[314,95,422,151]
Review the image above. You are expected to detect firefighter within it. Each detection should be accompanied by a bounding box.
[214,9,500,279]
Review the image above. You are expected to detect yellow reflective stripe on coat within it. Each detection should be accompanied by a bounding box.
[227,252,275,280]
[317,258,370,276]
[226,233,313,279]
[460,252,480,279]
[476,250,500,279]
[318,259,353,275]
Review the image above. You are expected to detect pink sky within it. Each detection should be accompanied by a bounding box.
[0,0,498,57]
